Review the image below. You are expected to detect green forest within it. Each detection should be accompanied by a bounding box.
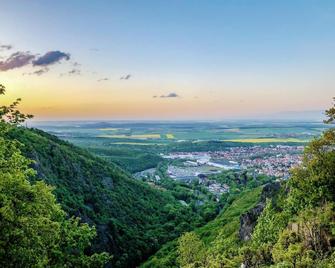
[1,81,335,268]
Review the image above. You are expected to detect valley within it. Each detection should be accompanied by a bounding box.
[25,120,328,267]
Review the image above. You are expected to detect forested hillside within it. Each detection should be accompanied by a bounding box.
[0,85,110,267]
[141,186,264,267]
[5,126,206,267]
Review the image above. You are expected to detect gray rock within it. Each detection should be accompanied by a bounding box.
[239,182,281,241]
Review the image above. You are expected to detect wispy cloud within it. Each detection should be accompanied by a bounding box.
[97,77,109,82]
[68,68,81,75]
[120,74,132,80]
[0,44,13,51]
[23,67,49,76]
[72,62,81,67]
[33,51,70,66]
[60,68,81,77]
[157,92,180,98]
[0,51,35,71]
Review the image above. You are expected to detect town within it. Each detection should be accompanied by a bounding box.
[162,144,303,179]
[135,145,303,198]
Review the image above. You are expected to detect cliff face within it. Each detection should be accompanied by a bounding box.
[239,182,281,241]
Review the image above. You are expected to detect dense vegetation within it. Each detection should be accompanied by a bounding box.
[6,126,210,267]
[140,167,273,267]
[141,187,263,267]
[89,146,163,173]
[0,85,110,267]
[141,160,274,225]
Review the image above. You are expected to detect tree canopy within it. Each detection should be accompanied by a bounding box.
[0,84,110,267]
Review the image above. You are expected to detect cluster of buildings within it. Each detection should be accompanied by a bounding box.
[207,181,230,197]
[162,145,303,180]
[162,152,239,169]
[211,145,303,178]
[137,145,303,199]
[241,154,302,178]
[166,165,230,197]
[167,164,220,181]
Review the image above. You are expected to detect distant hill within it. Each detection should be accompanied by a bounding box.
[6,127,203,268]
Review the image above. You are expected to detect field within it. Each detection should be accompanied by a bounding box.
[31,121,327,144]
[166,133,175,139]
[110,142,165,146]
[30,120,327,173]
[223,138,308,143]
[98,134,161,139]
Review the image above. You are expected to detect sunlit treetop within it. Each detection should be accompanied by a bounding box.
[0,83,33,125]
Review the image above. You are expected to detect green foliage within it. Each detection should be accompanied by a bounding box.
[287,129,335,211]
[89,146,163,173]
[152,173,221,224]
[6,126,206,267]
[252,200,289,247]
[213,169,272,193]
[0,84,33,124]
[142,187,262,267]
[272,204,335,267]
[238,101,335,267]
[177,232,206,268]
[140,240,179,268]
[0,122,110,267]
[324,97,335,124]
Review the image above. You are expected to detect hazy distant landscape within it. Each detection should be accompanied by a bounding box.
[31,120,327,145]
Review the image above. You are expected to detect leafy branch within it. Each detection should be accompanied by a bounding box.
[0,84,33,124]
[324,97,335,124]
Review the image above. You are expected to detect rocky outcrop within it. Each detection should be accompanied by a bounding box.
[239,203,265,241]
[239,182,281,241]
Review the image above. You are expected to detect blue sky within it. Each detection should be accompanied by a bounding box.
[0,0,334,120]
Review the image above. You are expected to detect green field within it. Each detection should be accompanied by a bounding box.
[98,134,161,139]
[223,137,309,143]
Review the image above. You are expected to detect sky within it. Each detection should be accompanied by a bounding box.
[0,0,334,120]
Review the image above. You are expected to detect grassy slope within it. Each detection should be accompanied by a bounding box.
[6,127,202,268]
[141,187,262,267]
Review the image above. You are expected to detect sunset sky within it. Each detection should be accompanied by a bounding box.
[0,0,335,120]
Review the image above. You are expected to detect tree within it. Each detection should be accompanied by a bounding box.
[269,98,335,266]
[324,97,335,124]
[241,199,290,266]
[0,84,110,267]
[272,204,335,267]
[272,229,305,268]
[0,84,33,124]
[252,199,288,247]
[177,232,206,268]
[239,98,335,267]
[285,97,335,212]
